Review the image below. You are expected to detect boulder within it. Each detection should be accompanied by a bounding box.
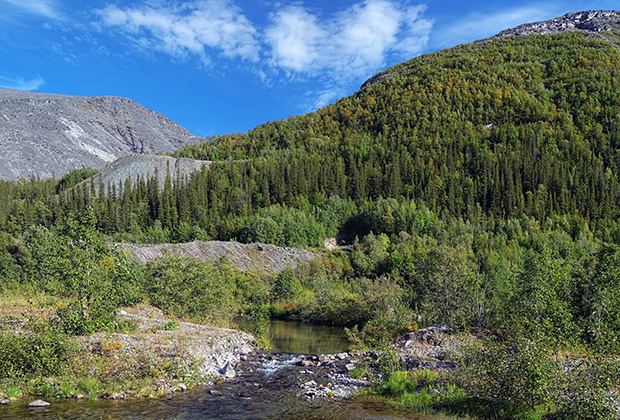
[220,362,236,378]
[27,399,50,408]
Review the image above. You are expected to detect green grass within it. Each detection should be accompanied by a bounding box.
[3,384,21,399]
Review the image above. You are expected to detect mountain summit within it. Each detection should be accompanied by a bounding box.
[494,10,620,38]
[362,10,619,90]
[0,88,201,181]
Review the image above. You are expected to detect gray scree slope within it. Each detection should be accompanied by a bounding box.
[77,154,211,194]
[0,88,201,181]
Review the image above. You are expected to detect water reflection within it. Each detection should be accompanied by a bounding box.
[0,391,441,420]
[268,320,350,354]
[235,318,351,355]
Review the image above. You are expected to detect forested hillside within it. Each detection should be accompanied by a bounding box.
[3,19,620,418]
[2,31,620,244]
[173,31,620,240]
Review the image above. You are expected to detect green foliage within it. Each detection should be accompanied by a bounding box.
[147,255,239,324]
[162,320,180,331]
[55,168,99,193]
[462,338,557,413]
[271,267,301,301]
[0,32,619,251]
[509,246,575,348]
[559,357,619,420]
[581,244,620,351]
[377,369,467,414]
[54,210,146,334]
[0,320,73,379]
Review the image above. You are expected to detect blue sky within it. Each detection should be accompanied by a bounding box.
[1,0,618,137]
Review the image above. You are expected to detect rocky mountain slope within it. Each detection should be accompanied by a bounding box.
[0,88,201,181]
[77,154,211,193]
[494,10,620,39]
[121,240,320,273]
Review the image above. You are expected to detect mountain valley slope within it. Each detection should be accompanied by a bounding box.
[0,88,201,181]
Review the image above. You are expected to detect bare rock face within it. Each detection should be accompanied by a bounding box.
[77,154,211,193]
[494,10,620,38]
[0,88,202,181]
[121,240,320,273]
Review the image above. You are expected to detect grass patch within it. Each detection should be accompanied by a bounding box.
[162,320,180,331]
[377,370,467,414]
[2,383,21,399]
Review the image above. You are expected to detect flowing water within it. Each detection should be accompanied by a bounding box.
[0,321,450,420]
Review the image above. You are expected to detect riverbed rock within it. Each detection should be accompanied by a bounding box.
[0,399,10,405]
[220,362,236,378]
[78,304,257,396]
[27,399,50,408]
[395,323,475,373]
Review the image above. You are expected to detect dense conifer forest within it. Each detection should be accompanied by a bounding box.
[2,29,620,418]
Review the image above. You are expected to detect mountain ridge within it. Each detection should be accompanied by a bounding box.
[493,10,620,39]
[0,88,202,181]
[362,10,620,90]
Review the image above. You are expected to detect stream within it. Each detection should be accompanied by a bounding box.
[0,320,449,420]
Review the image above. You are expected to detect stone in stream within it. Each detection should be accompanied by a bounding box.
[27,399,50,408]
[0,399,10,405]
[220,362,236,378]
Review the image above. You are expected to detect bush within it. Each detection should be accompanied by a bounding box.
[271,267,301,301]
[559,357,619,420]
[378,369,467,413]
[147,256,238,324]
[461,338,557,416]
[0,320,73,379]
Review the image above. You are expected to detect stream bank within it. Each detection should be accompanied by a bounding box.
[1,307,467,419]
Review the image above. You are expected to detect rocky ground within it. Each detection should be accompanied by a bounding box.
[80,305,257,398]
[1,307,468,410]
[254,352,371,401]
[396,323,471,372]
[267,324,469,403]
[122,240,320,273]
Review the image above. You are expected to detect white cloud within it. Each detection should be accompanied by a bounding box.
[0,0,63,20]
[266,0,433,79]
[96,1,260,63]
[265,6,326,73]
[265,1,433,108]
[93,0,432,109]
[433,5,558,48]
[0,75,44,91]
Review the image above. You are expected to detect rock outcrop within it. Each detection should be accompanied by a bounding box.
[76,154,211,193]
[0,88,201,180]
[26,399,50,408]
[82,305,257,394]
[494,10,620,39]
[121,240,320,273]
